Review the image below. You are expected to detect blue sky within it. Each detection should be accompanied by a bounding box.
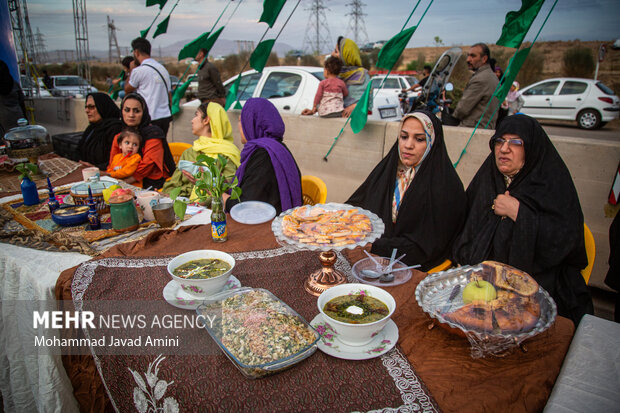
[26,0,620,54]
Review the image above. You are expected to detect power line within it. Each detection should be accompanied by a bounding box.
[302,0,332,55]
[345,0,369,46]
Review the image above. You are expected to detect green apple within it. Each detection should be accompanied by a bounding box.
[462,280,497,304]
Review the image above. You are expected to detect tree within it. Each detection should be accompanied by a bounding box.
[562,46,595,78]
[433,36,444,47]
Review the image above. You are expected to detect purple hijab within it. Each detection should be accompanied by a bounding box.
[236,98,302,211]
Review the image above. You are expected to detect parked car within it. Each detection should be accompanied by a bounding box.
[371,75,421,114]
[519,77,619,129]
[49,75,97,97]
[20,75,52,98]
[220,66,402,122]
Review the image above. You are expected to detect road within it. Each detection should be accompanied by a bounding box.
[538,119,620,141]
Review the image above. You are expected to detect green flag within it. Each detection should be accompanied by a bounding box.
[376,26,417,70]
[139,25,152,38]
[203,27,224,56]
[171,75,195,115]
[350,82,373,133]
[234,101,243,110]
[178,32,209,61]
[497,0,545,48]
[250,39,275,73]
[493,47,532,102]
[259,0,287,28]
[225,76,242,110]
[146,0,168,9]
[153,16,170,39]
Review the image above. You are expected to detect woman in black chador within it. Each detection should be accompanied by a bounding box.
[452,114,593,324]
[347,110,466,272]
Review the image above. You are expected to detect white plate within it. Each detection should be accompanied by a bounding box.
[310,314,398,360]
[163,275,241,310]
[230,201,277,225]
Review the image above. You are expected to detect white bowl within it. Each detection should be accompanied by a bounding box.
[167,250,235,298]
[317,283,396,346]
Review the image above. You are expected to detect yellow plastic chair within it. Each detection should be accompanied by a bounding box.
[301,175,327,205]
[582,223,595,285]
[168,142,192,164]
[428,259,452,274]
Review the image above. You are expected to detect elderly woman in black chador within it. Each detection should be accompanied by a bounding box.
[347,110,466,272]
[452,114,593,324]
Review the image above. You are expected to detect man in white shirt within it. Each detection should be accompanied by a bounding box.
[125,37,172,136]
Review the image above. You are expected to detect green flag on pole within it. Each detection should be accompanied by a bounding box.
[350,82,373,133]
[146,0,168,9]
[140,24,153,38]
[493,47,532,102]
[203,27,224,56]
[250,39,276,73]
[225,76,242,110]
[497,0,545,48]
[376,26,417,70]
[171,75,195,115]
[259,0,287,28]
[178,32,210,60]
[153,15,170,39]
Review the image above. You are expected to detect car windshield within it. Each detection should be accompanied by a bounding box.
[225,73,261,101]
[259,72,302,99]
[55,77,87,86]
[371,78,400,89]
[405,76,418,86]
[596,82,615,95]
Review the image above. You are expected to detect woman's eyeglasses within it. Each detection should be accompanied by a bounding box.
[493,137,524,147]
[85,105,96,110]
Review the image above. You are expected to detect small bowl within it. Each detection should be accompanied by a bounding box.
[167,250,235,298]
[317,283,396,347]
[51,205,90,226]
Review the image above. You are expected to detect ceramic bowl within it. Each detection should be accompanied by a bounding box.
[51,205,90,226]
[317,283,396,346]
[167,250,235,298]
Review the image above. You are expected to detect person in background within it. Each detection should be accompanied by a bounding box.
[452,43,499,128]
[402,65,431,93]
[301,56,348,118]
[331,36,372,117]
[109,93,175,189]
[125,37,172,137]
[0,60,26,137]
[503,81,524,116]
[223,98,302,215]
[78,92,122,170]
[452,114,593,325]
[195,48,226,106]
[161,102,239,201]
[105,128,142,185]
[42,70,53,90]
[347,110,466,271]
[111,56,135,101]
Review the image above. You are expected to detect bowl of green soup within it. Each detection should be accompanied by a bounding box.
[317,283,396,346]
[167,250,235,298]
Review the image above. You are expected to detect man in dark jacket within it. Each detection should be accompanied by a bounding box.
[453,43,499,129]
[195,48,226,106]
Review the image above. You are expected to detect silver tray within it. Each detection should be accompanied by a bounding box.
[415,264,557,341]
[271,202,385,252]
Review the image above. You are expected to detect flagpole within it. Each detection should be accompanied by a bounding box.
[142,6,165,38]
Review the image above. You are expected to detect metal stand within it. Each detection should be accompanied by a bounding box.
[304,251,347,296]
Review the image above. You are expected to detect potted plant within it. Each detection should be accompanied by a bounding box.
[169,154,241,242]
[16,162,40,205]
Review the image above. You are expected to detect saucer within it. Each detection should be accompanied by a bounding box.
[230,201,276,224]
[163,275,241,310]
[310,314,398,360]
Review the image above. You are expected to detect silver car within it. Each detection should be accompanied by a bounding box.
[50,75,98,98]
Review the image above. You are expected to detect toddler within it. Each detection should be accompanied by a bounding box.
[106,128,142,186]
[308,57,348,118]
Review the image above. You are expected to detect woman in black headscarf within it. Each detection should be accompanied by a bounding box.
[78,92,122,169]
[452,114,593,325]
[347,110,466,271]
[108,93,175,189]
[0,60,26,137]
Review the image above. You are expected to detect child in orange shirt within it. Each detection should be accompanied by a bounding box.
[106,129,142,186]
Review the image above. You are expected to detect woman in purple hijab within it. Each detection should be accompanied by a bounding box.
[224,98,302,215]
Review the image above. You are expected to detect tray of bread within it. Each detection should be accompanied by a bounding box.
[271,203,385,251]
[415,261,557,342]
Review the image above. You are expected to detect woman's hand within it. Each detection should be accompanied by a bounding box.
[301,108,314,116]
[221,192,230,209]
[181,170,196,184]
[123,176,137,185]
[493,191,520,221]
[342,104,355,117]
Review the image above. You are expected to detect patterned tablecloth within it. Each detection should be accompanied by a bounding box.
[70,249,439,412]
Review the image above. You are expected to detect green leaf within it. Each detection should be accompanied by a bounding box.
[350,82,373,133]
[169,186,182,200]
[230,187,242,200]
[259,0,287,28]
[376,26,417,70]
[496,0,545,49]
[250,39,276,73]
[26,163,38,174]
[173,199,187,220]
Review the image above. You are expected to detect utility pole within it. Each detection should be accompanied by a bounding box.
[235,40,254,55]
[107,16,121,63]
[302,0,332,56]
[34,27,48,64]
[345,0,369,46]
[8,0,38,118]
[72,0,91,95]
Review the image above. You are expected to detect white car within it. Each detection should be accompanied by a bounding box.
[222,66,401,122]
[20,75,52,98]
[50,75,98,98]
[519,77,619,129]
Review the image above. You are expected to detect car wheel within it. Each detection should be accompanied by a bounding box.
[577,109,601,130]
